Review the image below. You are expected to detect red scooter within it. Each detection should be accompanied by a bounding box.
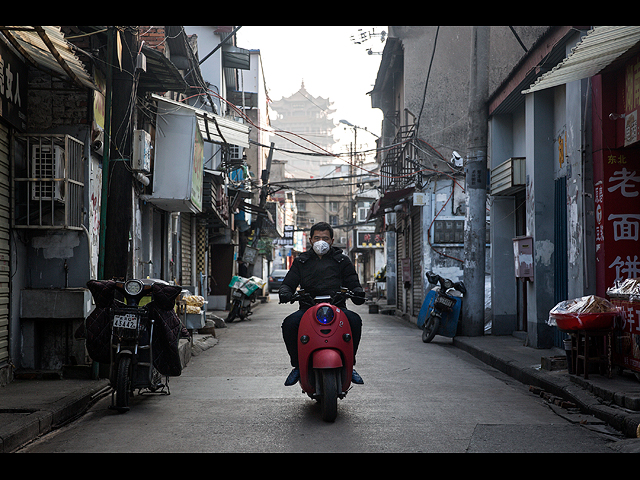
[288,288,357,422]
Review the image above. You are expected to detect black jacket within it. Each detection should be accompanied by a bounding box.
[279,246,364,308]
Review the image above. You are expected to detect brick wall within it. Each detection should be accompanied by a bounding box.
[138,26,167,54]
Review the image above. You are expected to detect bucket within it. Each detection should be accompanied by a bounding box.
[563,338,573,374]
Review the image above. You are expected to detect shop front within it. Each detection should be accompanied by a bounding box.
[593,50,640,375]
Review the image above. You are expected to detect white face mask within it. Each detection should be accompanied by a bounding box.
[312,240,330,256]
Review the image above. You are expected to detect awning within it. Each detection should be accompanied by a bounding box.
[138,45,189,93]
[523,26,640,94]
[0,26,96,90]
[152,93,250,148]
[367,186,415,220]
[222,44,251,70]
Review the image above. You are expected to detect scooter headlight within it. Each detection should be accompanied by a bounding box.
[124,279,143,296]
[316,306,334,325]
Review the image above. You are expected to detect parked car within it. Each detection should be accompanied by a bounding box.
[268,269,288,293]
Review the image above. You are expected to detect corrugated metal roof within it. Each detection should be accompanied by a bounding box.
[138,45,189,93]
[1,26,96,90]
[522,26,640,94]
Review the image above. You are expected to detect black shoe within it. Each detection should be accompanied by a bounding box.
[352,369,364,385]
[284,368,300,386]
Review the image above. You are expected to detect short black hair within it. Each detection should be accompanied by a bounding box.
[310,221,333,239]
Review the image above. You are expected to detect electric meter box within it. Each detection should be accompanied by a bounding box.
[513,235,534,281]
[132,129,151,173]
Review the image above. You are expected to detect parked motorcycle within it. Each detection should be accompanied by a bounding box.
[420,272,466,343]
[227,275,265,323]
[83,278,186,413]
[284,288,357,422]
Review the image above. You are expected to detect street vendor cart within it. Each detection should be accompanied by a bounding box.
[608,279,640,379]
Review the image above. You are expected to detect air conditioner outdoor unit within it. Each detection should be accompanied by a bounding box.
[31,144,65,202]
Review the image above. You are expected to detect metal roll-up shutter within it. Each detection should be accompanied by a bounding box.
[0,122,10,366]
[396,216,405,313]
[180,213,192,286]
[412,208,423,316]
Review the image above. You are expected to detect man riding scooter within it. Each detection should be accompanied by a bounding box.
[279,222,366,386]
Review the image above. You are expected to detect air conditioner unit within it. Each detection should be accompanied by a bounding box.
[31,144,65,202]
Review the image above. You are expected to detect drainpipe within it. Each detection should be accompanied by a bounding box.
[98,27,114,279]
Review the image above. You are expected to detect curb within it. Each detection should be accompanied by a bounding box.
[453,336,640,438]
[1,334,218,453]
[0,379,110,453]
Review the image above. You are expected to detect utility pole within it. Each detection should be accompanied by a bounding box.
[248,142,275,277]
[461,26,490,336]
[103,27,137,281]
[251,142,275,247]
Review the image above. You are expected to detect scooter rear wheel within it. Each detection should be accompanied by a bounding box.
[320,369,338,422]
[422,313,440,343]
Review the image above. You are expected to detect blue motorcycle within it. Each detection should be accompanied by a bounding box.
[418,272,466,343]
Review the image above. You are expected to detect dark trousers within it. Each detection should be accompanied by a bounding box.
[281,307,362,368]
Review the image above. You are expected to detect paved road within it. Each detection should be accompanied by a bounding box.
[20,295,618,453]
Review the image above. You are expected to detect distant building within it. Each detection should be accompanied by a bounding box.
[270,81,336,178]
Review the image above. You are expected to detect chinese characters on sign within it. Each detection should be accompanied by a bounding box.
[595,150,640,294]
[357,231,384,248]
[274,225,294,247]
[0,41,28,130]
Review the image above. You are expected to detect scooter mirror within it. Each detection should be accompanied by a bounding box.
[453,281,467,294]
[426,272,439,285]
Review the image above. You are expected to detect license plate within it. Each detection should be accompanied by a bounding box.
[232,291,242,298]
[435,296,455,308]
[113,313,139,329]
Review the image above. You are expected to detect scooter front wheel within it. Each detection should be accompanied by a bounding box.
[320,369,338,422]
[226,303,239,323]
[115,356,132,412]
[422,313,440,343]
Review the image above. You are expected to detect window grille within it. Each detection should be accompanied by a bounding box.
[12,134,85,230]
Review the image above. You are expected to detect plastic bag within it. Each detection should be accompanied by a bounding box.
[607,278,640,302]
[548,295,619,331]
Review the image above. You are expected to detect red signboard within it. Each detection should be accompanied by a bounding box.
[611,299,640,372]
[594,149,640,295]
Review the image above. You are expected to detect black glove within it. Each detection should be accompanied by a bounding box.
[351,289,366,305]
[279,291,292,304]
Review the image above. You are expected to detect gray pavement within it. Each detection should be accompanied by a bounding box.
[3,300,640,452]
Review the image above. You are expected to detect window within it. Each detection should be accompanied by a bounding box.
[13,134,84,229]
[329,215,339,226]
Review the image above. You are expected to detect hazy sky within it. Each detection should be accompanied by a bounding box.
[236,26,386,160]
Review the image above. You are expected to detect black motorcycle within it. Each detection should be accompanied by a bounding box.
[84,278,186,413]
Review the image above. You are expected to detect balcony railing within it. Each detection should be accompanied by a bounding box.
[379,124,417,193]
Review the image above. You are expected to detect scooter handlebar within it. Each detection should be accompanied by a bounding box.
[283,288,361,305]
